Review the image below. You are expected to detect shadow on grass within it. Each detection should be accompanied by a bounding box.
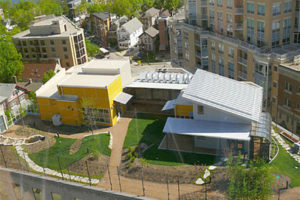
[124,113,218,166]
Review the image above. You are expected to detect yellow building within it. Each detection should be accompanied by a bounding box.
[35,59,132,126]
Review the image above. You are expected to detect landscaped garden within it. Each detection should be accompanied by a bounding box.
[270,141,300,187]
[121,113,219,184]
[28,134,111,178]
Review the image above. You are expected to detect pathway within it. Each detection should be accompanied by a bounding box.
[272,130,300,163]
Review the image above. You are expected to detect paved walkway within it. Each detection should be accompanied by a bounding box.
[272,130,300,163]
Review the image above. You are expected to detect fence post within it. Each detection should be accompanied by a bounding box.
[141,167,145,196]
[0,145,7,168]
[107,165,113,190]
[57,157,64,180]
[67,168,71,181]
[166,173,170,200]
[117,166,122,192]
[177,176,180,200]
[85,161,92,186]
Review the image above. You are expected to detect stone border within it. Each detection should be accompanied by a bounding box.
[0,134,44,146]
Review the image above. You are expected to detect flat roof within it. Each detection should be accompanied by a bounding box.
[163,117,251,141]
[58,73,119,89]
[126,82,188,90]
[82,59,128,70]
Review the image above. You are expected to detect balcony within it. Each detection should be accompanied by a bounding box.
[238,57,247,66]
[233,23,243,30]
[238,71,247,80]
[234,7,243,15]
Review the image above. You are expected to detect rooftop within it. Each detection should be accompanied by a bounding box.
[121,18,143,34]
[182,70,263,122]
[144,27,159,38]
[144,7,160,17]
[93,12,110,20]
[0,83,16,103]
[13,15,82,39]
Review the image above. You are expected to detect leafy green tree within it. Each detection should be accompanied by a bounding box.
[142,0,155,10]
[37,0,63,16]
[226,154,273,200]
[42,69,55,84]
[5,109,14,126]
[0,0,12,18]
[85,38,100,57]
[0,38,24,83]
[165,0,179,11]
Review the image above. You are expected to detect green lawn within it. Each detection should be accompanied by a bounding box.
[270,142,300,187]
[29,134,111,170]
[123,114,217,166]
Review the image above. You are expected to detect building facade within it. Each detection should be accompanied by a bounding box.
[117,18,143,49]
[141,7,160,30]
[139,27,159,52]
[170,0,300,135]
[12,15,87,68]
[36,59,132,127]
[91,12,111,46]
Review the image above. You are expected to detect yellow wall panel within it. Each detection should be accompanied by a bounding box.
[175,104,193,117]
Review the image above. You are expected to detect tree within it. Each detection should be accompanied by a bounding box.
[5,109,14,126]
[37,0,63,16]
[0,38,24,83]
[42,69,55,84]
[81,98,96,135]
[165,0,179,11]
[85,38,100,57]
[226,154,273,200]
[142,0,155,10]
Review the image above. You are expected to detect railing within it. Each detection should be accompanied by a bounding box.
[238,57,247,66]
[234,7,243,14]
[238,71,247,80]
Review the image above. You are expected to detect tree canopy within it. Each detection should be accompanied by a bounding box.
[42,69,55,84]
[85,38,100,58]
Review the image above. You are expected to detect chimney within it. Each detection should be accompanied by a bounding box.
[12,76,17,83]
[28,78,33,84]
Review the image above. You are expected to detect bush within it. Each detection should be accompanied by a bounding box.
[5,109,14,125]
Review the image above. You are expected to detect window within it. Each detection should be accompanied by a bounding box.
[257,4,265,16]
[228,47,234,58]
[211,41,215,49]
[51,47,55,52]
[209,9,215,26]
[63,47,67,52]
[62,40,66,45]
[50,40,54,45]
[257,21,265,47]
[211,54,216,73]
[272,3,281,16]
[272,97,276,103]
[64,54,69,59]
[272,20,280,48]
[30,40,33,45]
[217,12,223,32]
[42,47,46,53]
[283,18,291,44]
[228,61,234,79]
[218,43,224,53]
[284,98,291,107]
[217,0,222,7]
[40,40,45,46]
[284,1,292,13]
[285,81,292,92]
[197,105,204,115]
[22,41,26,46]
[247,2,254,14]
[209,0,214,6]
[66,62,70,67]
[273,81,277,88]
[227,0,232,8]
[219,58,224,76]
[274,65,278,71]
[247,18,254,44]
[226,14,233,36]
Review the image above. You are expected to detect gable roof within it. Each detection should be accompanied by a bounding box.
[182,69,263,122]
[144,27,159,38]
[0,83,16,103]
[121,18,143,34]
[93,12,110,20]
[144,7,160,17]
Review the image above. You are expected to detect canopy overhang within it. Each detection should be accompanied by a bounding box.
[161,99,176,111]
[113,92,133,104]
[163,117,251,141]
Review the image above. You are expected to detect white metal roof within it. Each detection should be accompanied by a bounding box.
[162,99,176,111]
[113,92,132,104]
[163,117,251,141]
[182,70,263,122]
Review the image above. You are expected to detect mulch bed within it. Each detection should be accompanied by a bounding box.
[68,154,110,178]
[69,140,82,155]
[120,149,207,184]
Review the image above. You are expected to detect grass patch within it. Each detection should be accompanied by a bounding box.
[270,141,300,187]
[123,113,217,166]
[29,134,111,170]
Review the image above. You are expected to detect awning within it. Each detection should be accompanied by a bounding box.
[114,92,133,104]
[161,99,176,111]
[163,117,251,141]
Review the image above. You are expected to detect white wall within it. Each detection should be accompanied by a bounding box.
[192,103,252,125]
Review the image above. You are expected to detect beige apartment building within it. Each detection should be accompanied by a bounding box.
[12,15,87,68]
[170,0,300,135]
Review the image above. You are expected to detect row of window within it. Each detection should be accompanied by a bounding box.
[18,39,68,46]
[211,41,234,57]
[246,1,292,16]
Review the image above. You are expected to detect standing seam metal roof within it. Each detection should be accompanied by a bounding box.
[182,70,263,122]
